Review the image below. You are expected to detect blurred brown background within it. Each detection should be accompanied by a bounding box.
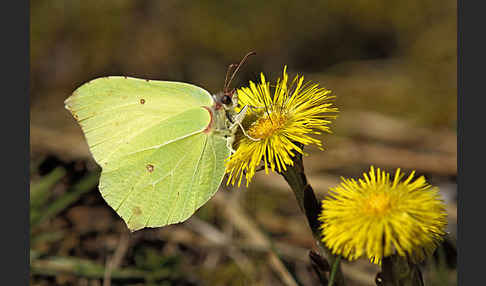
[30,1,457,285]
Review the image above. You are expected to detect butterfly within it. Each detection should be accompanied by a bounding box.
[65,52,255,231]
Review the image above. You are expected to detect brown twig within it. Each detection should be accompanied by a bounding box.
[379,255,424,286]
[103,230,130,286]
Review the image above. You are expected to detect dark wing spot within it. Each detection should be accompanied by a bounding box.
[140,98,145,104]
[133,206,142,215]
[146,164,154,172]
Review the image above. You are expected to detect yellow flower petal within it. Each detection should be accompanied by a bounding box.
[318,166,448,264]
[225,66,338,186]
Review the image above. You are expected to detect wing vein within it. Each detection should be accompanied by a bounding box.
[186,135,208,217]
[210,136,219,191]
[102,132,203,175]
[114,168,151,212]
[99,108,204,165]
[124,130,203,157]
[163,151,191,225]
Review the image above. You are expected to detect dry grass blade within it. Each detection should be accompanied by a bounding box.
[31,171,99,227]
[212,192,299,286]
[185,217,257,278]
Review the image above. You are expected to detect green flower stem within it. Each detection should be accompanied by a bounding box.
[280,149,345,286]
[328,255,342,286]
[380,255,424,286]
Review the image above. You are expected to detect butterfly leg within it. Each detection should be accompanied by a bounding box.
[214,124,237,154]
[226,135,237,154]
[239,105,266,140]
[237,122,260,141]
[230,105,261,142]
[247,105,266,113]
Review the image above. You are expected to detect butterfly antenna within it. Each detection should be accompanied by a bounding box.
[224,51,256,93]
[224,64,238,93]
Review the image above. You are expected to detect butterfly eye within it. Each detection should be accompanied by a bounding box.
[221,95,232,105]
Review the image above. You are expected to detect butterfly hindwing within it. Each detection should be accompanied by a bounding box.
[102,131,229,231]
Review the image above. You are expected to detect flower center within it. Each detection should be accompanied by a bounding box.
[363,193,392,216]
[248,112,288,139]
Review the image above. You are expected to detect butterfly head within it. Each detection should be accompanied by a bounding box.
[213,51,255,110]
[213,89,237,110]
[221,92,233,105]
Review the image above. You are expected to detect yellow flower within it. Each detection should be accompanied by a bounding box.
[225,66,338,186]
[319,166,448,264]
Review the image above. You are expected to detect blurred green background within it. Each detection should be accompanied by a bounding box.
[30,1,457,285]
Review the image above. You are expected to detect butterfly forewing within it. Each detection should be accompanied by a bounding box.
[65,77,213,165]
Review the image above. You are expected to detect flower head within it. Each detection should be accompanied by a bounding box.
[225,66,338,186]
[319,166,447,264]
